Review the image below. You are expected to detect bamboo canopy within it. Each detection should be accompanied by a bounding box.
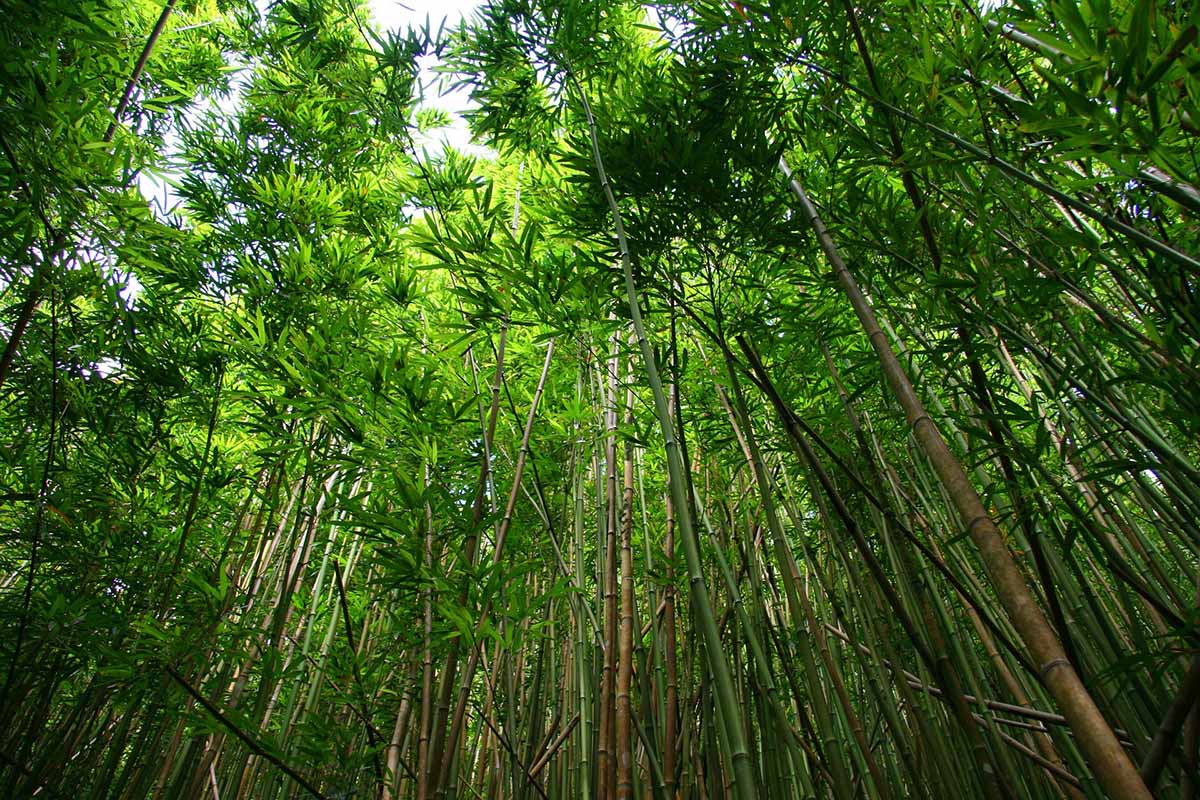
[0,0,1198,798]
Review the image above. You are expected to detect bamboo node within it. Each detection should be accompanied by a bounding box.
[909,413,933,432]
[965,514,991,535]
[1038,658,1071,679]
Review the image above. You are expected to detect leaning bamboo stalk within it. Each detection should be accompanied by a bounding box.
[1140,654,1200,787]
[530,715,580,778]
[332,559,385,790]
[165,665,328,800]
[777,156,1152,799]
[826,18,1153,781]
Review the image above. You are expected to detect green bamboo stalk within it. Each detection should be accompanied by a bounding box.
[568,68,760,800]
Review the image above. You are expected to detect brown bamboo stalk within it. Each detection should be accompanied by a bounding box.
[663,329,682,800]
[616,380,637,799]
[433,340,556,793]
[598,333,621,799]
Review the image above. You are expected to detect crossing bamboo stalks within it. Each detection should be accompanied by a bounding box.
[778,155,1153,800]
[433,339,556,794]
[570,67,760,800]
[4,2,1197,797]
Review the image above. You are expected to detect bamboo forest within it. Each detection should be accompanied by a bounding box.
[3,0,1200,797]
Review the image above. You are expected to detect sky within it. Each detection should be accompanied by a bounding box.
[369,0,487,155]
[368,0,481,32]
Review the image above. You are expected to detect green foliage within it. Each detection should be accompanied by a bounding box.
[0,0,1198,797]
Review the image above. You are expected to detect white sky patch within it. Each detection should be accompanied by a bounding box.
[370,0,491,158]
[369,0,481,32]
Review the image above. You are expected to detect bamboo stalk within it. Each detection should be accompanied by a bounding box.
[777,156,1152,800]
[569,67,760,800]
